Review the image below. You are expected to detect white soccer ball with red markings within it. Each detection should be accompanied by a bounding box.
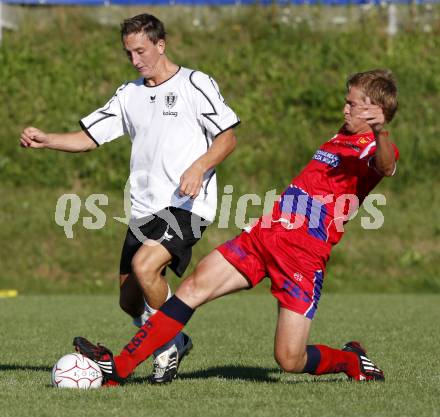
[52,353,102,389]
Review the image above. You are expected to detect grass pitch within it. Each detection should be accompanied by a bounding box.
[0,293,439,417]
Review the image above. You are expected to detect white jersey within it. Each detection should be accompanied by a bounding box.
[80,67,240,222]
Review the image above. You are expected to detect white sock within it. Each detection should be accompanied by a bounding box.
[133,284,172,327]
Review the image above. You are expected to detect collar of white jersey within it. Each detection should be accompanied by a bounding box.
[143,66,182,88]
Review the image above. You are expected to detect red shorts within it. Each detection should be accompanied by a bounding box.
[217,217,331,319]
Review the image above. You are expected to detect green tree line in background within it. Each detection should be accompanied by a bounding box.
[0,6,439,294]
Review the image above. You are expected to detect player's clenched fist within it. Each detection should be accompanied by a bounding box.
[20,126,49,149]
[179,162,204,199]
[358,97,385,135]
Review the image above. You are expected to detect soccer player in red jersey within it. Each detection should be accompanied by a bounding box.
[74,69,399,385]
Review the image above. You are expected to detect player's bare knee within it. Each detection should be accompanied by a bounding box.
[131,255,158,283]
[274,351,306,373]
[275,356,304,373]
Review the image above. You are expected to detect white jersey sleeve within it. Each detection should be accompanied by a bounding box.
[79,84,128,146]
[189,71,240,138]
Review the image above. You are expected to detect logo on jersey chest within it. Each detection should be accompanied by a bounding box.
[163,92,178,117]
[313,150,340,168]
[165,92,178,108]
[357,136,372,145]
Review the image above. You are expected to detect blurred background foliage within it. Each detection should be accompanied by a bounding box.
[0,5,439,293]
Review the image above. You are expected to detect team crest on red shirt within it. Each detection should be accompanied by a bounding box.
[357,136,372,145]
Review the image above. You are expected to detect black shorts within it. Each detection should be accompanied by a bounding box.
[119,207,207,277]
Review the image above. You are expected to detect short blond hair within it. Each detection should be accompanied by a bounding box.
[347,69,398,123]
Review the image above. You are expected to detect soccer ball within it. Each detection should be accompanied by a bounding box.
[51,353,102,389]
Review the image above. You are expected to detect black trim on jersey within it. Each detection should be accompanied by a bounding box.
[203,127,210,151]
[214,120,241,138]
[79,120,100,147]
[204,169,216,199]
[201,128,212,198]
[84,111,118,130]
[189,71,223,132]
[143,66,182,88]
[209,77,222,101]
[79,84,128,146]
[200,122,238,199]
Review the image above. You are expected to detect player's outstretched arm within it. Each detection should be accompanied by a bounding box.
[20,127,97,153]
[179,128,237,198]
[372,132,396,177]
[358,97,396,177]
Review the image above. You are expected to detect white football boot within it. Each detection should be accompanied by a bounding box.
[149,332,193,384]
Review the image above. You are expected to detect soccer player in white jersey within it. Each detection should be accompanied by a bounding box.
[19,13,240,383]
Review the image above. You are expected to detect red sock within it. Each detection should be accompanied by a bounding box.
[304,345,359,378]
[113,295,194,379]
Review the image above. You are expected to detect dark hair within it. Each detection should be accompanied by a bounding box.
[120,14,166,44]
[347,69,398,123]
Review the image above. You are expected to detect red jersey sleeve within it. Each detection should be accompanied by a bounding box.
[391,142,400,160]
[364,140,399,176]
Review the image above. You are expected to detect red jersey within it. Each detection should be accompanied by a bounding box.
[273,131,399,246]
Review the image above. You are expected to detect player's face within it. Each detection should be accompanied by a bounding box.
[343,86,371,134]
[123,32,165,80]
